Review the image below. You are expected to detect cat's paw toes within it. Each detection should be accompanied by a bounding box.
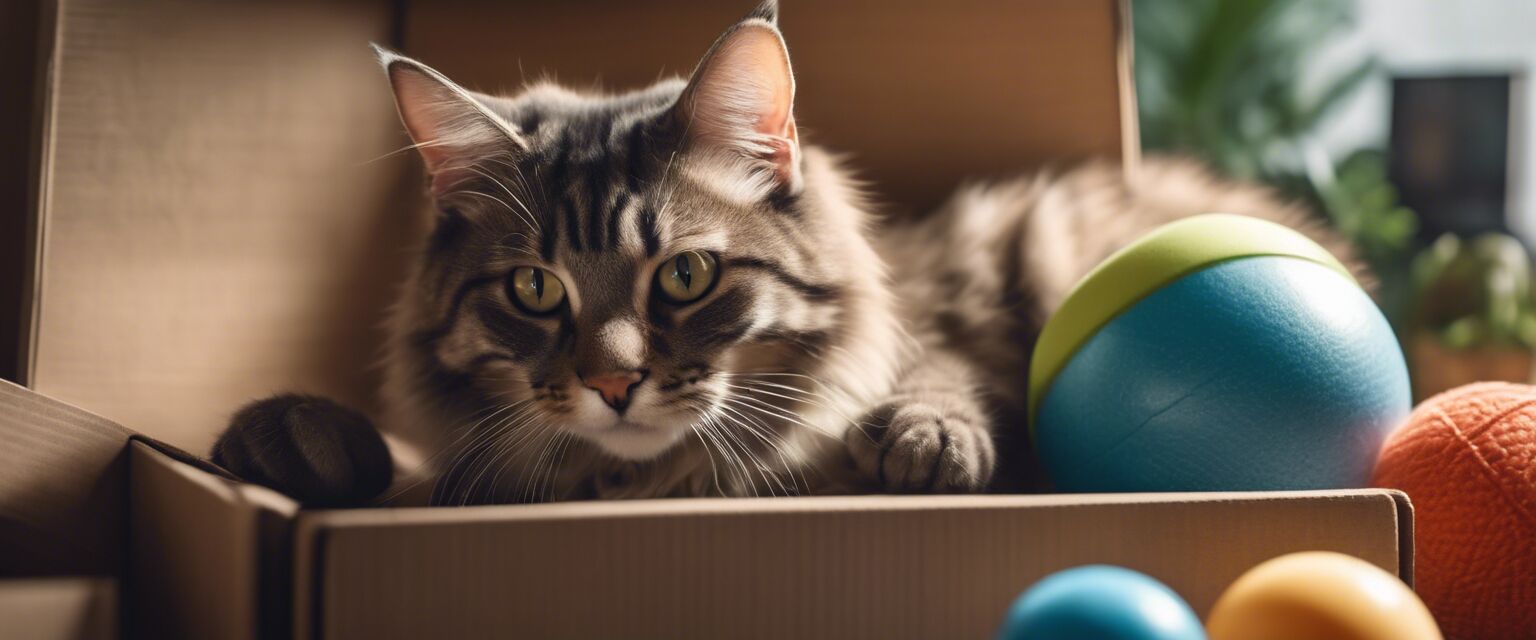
[846,401,995,493]
[210,394,392,507]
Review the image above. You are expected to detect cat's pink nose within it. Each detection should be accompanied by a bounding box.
[581,370,646,412]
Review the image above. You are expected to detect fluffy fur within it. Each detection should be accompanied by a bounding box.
[211,2,1358,506]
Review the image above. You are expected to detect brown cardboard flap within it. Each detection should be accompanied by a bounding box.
[293,490,1409,640]
[29,0,412,454]
[0,578,117,640]
[129,443,297,640]
[0,379,130,577]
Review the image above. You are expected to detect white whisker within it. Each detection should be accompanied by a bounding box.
[688,423,726,496]
[411,400,529,503]
[465,165,541,231]
[433,406,530,505]
[714,402,806,494]
[711,406,796,496]
[705,412,779,496]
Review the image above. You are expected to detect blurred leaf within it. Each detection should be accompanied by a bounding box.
[1297,59,1379,132]
[1441,317,1485,350]
[1134,0,1425,329]
[1409,232,1536,348]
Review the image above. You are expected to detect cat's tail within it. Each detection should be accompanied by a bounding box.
[932,156,1369,321]
[210,394,393,507]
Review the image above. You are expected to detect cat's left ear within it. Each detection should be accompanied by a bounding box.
[373,45,527,199]
[675,1,801,197]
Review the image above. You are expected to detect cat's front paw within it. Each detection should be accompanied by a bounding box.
[210,394,393,507]
[846,400,995,493]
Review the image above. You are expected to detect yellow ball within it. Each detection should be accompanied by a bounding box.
[1206,552,1441,640]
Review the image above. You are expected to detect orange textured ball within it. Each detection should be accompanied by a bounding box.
[1372,382,1536,639]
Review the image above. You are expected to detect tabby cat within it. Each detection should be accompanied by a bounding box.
[211,1,1358,506]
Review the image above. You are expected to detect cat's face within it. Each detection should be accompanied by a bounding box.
[385,4,850,462]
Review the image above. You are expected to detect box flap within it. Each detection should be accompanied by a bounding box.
[0,379,130,576]
[128,442,297,640]
[27,0,410,453]
[293,490,1408,639]
[0,577,117,640]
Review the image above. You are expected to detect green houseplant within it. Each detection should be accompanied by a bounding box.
[1133,0,1418,310]
[1405,233,1536,398]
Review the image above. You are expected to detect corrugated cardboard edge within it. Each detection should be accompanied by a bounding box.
[0,0,51,383]
[292,513,326,640]
[295,489,1408,525]
[0,577,117,640]
[1389,488,1416,586]
[18,0,60,386]
[0,378,129,577]
[129,442,298,640]
[0,377,303,639]
[292,492,1414,581]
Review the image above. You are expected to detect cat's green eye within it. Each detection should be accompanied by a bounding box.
[655,251,718,304]
[508,267,566,314]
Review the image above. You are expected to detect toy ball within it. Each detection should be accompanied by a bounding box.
[1029,214,1411,492]
[1206,551,1441,640]
[996,565,1205,640]
[1372,382,1536,639]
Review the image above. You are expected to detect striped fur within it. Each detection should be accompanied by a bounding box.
[376,5,908,503]
[372,5,1360,504]
[214,2,1359,506]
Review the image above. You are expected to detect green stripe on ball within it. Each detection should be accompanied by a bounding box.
[1027,213,1355,435]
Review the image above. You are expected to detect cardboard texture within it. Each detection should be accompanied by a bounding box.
[0,578,117,640]
[3,1,1422,639]
[290,491,1408,640]
[25,0,416,453]
[0,379,129,577]
[129,442,296,640]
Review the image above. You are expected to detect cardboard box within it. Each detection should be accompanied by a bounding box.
[2,1,1419,638]
[1,379,1414,639]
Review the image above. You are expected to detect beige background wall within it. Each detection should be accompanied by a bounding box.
[410,0,1133,215]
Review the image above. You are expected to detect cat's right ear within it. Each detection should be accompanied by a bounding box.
[673,1,800,200]
[373,45,526,198]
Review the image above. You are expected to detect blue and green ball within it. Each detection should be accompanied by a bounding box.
[1028,214,1411,492]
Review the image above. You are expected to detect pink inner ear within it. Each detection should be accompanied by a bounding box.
[766,120,798,184]
[761,95,796,143]
[747,44,794,141]
[392,73,456,173]
[386,62,520,197]
[689,24,797,147]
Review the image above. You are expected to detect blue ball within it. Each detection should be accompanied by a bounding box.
[1036,256,1411,492]
[998,565,1206,640]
